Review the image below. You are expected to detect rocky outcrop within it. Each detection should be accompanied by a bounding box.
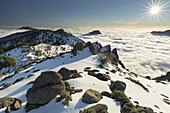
[109,81,126,92]
[151,30,170,36]
[111,48,119,59]
[87,71,110,81]
[26,71,65,112]
[153,72,170,82]
[86,42,99,55]
[0,97,22,113]
[100,45,111,54]
[71,42,84,56]
[82,89,102,104]
[80,104,108,113]
[88,30,102,35]
[58,67,81,80]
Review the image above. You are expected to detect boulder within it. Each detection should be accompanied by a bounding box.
[71,42,84,56]
[109,81,126,92]
[26,71,65,111]
[96,73,110,81]
[136,106,154,113]
[80,104,108,113]
[100,45,111,54]
[82,89,102,104]
[58,68,71,80]
[86,42,99,55]
[0,97,22,112]
[121,103,138,113]
[58,67,81,80]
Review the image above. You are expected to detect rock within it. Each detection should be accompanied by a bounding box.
[153,72,170,82]
[100,45,111,54]
[35,51,42,56]
[136,106,154,113]
[88,30,102,35]
[80,104,108,113]
[96,73,110,81]
[145,76,151,80]
[58,67,81,80]
[86,42,99,55]
[121,103,138,113]
[58,68,71,80]
[111,48,119,59]
[82,89,102,104]
[101,91,113,98]
[92,42,102,49]
[26,71,65,111]
[109,81,126,92]
[0,97,22,112]
[71,42,84,56]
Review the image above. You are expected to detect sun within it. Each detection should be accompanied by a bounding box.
[150,6,160,14]
[142,0,169,23]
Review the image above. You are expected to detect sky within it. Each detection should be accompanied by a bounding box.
[0,0,170,27]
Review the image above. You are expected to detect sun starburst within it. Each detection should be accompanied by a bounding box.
[142,0,169,23]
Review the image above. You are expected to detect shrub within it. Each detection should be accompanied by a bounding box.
[56,92,72,106]
[15,68,25,74]
[101,52,119,66]
[27,74,35,78]
[3,56,16,67]
[125,77,149,92]
[111,90,130,105]
[163,99,170,105]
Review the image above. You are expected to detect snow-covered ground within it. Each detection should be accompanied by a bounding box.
[62,27,170,77]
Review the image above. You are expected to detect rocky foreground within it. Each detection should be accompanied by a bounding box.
[0,29,170,113]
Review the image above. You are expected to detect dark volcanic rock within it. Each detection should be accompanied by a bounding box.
[82,89,102,104]
[86,42,99,55]
[121,103,137,113]
[88,30,102,35]
[109,81,126,92]
[153,72,170,82]
[0,97,22,112]
[58,67,81,80]
[26,71,65,111]
[80,104,108,113]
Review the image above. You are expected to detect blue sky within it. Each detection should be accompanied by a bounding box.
[0,0,170,27]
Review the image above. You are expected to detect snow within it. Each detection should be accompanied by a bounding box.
[0,27,170,113]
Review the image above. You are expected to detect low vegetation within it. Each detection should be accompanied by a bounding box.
[125,77,149,92]
[27,74,35,78]
[111,90,130,105]
[15,68,25,74]
[100,52,119,66]
[56,92,72,106]
[79,109,96,113]
[0,56,16,70]
[163,99,170,105]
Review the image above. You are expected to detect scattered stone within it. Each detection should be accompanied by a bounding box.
[71,42,84,56]
[80,104,108,113]
[35,51,42,56]
[82,89,102,104]
[109,81,126,92]
[145,76,151,80]
[0,97,22,112]
[33,69,40,73]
